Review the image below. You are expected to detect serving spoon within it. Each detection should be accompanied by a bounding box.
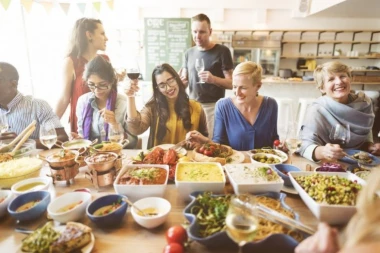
[122,198,158,217]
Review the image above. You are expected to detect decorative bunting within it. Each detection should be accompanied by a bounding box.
[0,0,11,10]
[59,3,70,15]
[93,2,101,13]
[20,0,33,13]
[40,1,53,14]
[77,3,86,14]
[106,0,114,10]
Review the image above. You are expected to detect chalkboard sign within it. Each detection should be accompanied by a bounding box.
[144,18,192,81]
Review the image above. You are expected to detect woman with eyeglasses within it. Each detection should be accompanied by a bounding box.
[55,18,115,134]
[74,56,137,148]
[125,63,208,149]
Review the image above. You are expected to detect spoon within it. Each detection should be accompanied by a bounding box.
[122,198,158,217]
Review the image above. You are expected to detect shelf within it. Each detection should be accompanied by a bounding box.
[281,55,380,59]
[282,40,380,44]
[296,69,380,72]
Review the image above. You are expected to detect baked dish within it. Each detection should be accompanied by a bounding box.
[118,167,167,185]
[193,143,233,165]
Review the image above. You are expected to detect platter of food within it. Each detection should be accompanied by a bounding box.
[340,149,380,165]
[289,171,365,224]
[192,143,244,165]
[156,144,187,156]
[250,148,288,163]
[183,191,306,252]
[18,221,94,253]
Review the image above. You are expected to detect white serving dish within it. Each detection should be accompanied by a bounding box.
[11,177,51,196]
[131,197,171,229]
[224,164,283,194]
[47,192,91,223]
[289,171,366,225]
[175,162,226,201]
[0,190,13,217]
[113,164,169,202]
[250,153,283,166]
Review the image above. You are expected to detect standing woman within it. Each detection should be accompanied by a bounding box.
[75,56,137,148]
[55,18,109,133]
[125,63,208,149]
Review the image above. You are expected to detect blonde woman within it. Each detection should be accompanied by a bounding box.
[187,61,279,151]
[299,61,380,161]
[295,169,380,253]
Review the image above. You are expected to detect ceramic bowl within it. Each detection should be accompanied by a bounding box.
[131,197,171,229]
[272,164,301,187]
[11,177,51,196]
[8,191,50,222]
[0,190,13,218]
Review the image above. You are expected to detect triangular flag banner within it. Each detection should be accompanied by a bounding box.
[20,0,33,13]
[77,3,86,14]
[40,1,53,14]
[93,2,101,13]
[59,3,70,15]
[106,0,114,10]
[0,0,11,10]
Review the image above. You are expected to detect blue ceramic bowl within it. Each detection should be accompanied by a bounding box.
[272,164,302,187]
[87,194,128,228]
[8,190,50,222]
[184,191,307,252]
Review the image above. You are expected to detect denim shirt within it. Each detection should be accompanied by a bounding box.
[76,92,137,148]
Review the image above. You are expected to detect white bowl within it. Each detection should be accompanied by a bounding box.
[0,190,13,217]
[131,197,171,229]
[225,164,283,194]
[11,177,51,196]
[47,192,91,223]
[250,153,283,166]
[113,164,169,202]
[175,162,226,201]
[289,171,365,225]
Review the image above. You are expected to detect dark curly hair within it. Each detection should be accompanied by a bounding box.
[147,63,192,142]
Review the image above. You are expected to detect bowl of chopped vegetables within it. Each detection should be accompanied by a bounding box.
[87,194,128,228]
[314,162,346,173]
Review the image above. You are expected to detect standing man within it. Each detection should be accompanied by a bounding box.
[180,13,233,139]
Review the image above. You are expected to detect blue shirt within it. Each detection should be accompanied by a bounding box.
[213,97,279,151]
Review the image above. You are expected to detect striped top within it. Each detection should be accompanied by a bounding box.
[1,92,63,139]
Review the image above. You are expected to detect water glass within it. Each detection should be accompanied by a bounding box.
[39,122,57,149]
[108,123,124,143]
[195,58,205,83]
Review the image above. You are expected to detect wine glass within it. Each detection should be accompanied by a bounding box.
[285,122,301,164]
[126,60,140,97]
[108,123,124,143]
[0,113,8,135]
[39,122,57,149]
[226,194,258,253]
[329,123,350,146]
[195,58,205,83]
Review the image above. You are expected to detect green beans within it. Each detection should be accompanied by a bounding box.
[295,174,362,206]
[21,222,61,253]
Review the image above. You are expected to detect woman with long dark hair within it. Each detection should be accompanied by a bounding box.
[125,63,208,149]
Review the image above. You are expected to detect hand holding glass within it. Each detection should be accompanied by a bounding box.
[195,58,205,83]
[329,123,350,146]
[39,123,57,149]
[108,123,124,143]
[126,61,140,97]
[226,194,258,253]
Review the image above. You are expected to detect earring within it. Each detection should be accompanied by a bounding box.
[256,92,259,97]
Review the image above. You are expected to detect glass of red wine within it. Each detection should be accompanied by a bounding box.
[329,123,350,146]
[126,60,140,97]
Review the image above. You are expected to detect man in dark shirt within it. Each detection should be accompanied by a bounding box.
[180,13,233,139]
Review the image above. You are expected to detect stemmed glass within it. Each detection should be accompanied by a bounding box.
[329,123,350,146]
[195,58,205,83]
[39,122,57,149]
[226,194,258,253]
[0,113,8,135]
[285,122,301,164]
[126,60,140,97]
[108,123,124,143]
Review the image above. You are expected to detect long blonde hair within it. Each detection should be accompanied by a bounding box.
[342,168,380,248]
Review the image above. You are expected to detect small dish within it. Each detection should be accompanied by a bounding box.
[250,153,283,166]
[130,197,171,229]
[340,149,380,165]
[11,177,51,196]
[272,164,301,187]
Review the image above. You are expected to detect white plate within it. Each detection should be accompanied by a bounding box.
[226,150,245,164]
[17,225,95,253]
[155,144,187,156]
[274,150,288,163]
[281,185,298,195]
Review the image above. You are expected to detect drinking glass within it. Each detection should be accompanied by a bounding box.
[108,123,124,143]
[39,122,57,149]
[226,194,258,253]
[0,113,9,135]
[195,58,205,83]
[329,123,350,146]
[126,60,140,97]
[285,122,301,164]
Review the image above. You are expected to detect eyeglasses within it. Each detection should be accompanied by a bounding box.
[157,77,177,90]
[87,82,111,90]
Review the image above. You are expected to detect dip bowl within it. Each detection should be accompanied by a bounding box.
[11,177,51,196]
[131,197,171,229]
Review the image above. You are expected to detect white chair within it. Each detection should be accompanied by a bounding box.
[274,98,295,139]
[296,98,316,136]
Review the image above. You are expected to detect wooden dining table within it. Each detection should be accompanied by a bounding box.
[0,149,321,253]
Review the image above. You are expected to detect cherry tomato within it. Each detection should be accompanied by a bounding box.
[199,146,205,153]
[163,243,184,253]
[165,225,188,245]
[273,139,281,147]
[204,149,213,156]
